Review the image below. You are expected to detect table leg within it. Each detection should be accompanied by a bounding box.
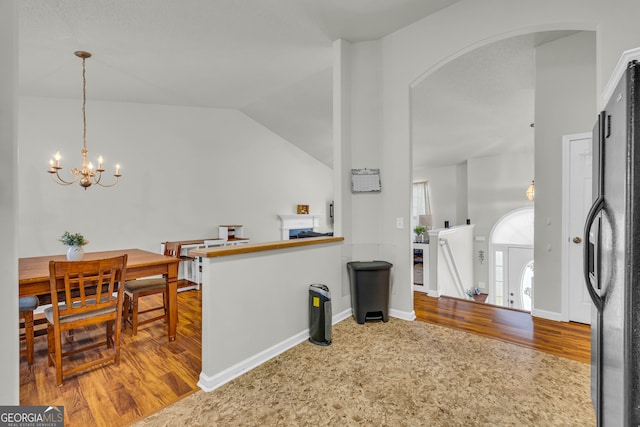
[166,262,179,341]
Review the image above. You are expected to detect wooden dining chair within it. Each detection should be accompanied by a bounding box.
[19,296,39,365]
[123,277,167,336]
[46,255,127,386]
[165,241,197,284]
[122,244,178,335]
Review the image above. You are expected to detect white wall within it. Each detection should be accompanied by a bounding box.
[467,151,535,291]
[534,32,596,315]
[198,241,345,391]
[342,0,639,321]
[0,0,19,405]
[18,97,333,257]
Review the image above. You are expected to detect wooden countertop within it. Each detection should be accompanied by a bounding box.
[189,236,344,258]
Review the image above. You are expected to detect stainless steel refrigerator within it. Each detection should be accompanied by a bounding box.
[584,59,640,426]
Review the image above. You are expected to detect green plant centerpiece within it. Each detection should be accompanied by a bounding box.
[413,225,426,242]
[59,231,89,261]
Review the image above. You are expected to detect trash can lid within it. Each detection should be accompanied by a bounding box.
[347,261,393,271]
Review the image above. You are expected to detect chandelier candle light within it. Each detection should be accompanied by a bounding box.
[47,51,121,189]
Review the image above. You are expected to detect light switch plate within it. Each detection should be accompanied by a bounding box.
[396,217,404,229]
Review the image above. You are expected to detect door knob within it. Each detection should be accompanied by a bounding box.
[573,237,582,244]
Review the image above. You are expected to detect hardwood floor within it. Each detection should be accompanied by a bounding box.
[20,282,202,427]
[414,291,591,364]
[19,285,591,427]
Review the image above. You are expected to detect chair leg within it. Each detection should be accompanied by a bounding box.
[131,295,139,336]
[46,323,54,367]
[123,294,131,330]
[106,320,113,348]
[113,318,122,366]
[163,291,168,323]
[23,310,35,365]
[48,324,64,386]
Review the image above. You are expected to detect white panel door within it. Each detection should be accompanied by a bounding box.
[566,135,592,324]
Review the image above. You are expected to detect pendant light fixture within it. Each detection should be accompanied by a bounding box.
[47,51,121,190]
[525,180,535,202]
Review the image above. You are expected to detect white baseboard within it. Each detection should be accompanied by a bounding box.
[197,329,307,392]
[198,308,354,393]
[426,289,441,298]
[333,308,352,323]
[531,308,563,322]
[390,308,416,321]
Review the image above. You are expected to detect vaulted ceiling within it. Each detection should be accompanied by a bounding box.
[412,31,578,170]
[18,1,575,170]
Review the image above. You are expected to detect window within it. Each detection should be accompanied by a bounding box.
[412,181,432,228]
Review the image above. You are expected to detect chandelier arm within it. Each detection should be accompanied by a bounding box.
[49,170,78,186]
[93,175,120,188]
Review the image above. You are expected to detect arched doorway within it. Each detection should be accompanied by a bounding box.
[488,207,534,310]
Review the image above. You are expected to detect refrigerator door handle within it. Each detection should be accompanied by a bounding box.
[583,194,604,311]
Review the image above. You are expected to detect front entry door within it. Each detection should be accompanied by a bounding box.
[507,247,534,311]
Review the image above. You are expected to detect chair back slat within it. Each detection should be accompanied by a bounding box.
[164,242,182,258]
[49,255,127,318]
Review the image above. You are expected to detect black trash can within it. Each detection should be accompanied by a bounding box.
[308,284,331,346]
[347,261,393,324]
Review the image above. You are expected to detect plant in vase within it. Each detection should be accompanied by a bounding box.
[59,231,89,261]
[413,225,426,243]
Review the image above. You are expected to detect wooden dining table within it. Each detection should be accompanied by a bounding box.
[18,248,181,341]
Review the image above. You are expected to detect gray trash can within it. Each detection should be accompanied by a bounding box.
[308,284,331,345]
[347,261,393,324]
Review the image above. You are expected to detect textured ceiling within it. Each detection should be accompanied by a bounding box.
[412,31,579,170]
[18,1,576,171]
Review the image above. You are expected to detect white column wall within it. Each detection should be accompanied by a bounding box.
[534,32,597,316]
[0,0,19,405]
[340,40,414,319]
[333,40,355,302]
[350,41,384,254]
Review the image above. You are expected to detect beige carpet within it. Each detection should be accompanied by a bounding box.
[132,318,595,426]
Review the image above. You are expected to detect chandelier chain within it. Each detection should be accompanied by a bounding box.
[82,56,87,153]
